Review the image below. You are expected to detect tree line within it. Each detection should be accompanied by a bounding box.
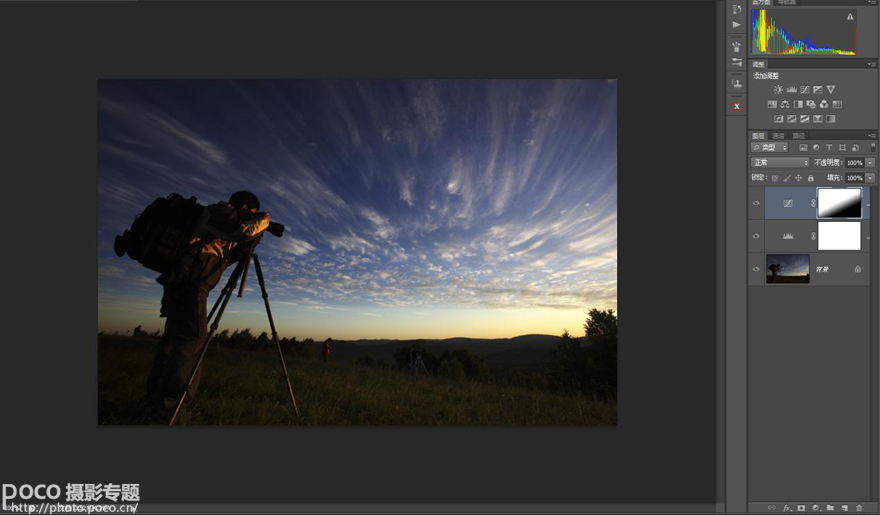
[211,329,317,359]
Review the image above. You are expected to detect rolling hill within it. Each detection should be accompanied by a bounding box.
[320,333,587,373]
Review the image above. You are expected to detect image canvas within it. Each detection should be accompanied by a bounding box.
[98,79,618,425]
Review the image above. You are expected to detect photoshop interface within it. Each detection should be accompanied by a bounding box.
[1,1,879,515]
[728,0,879,512]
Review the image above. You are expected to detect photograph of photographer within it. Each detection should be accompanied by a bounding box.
[97,79,618,426]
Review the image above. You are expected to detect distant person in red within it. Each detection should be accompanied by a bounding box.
[322,338,332,364]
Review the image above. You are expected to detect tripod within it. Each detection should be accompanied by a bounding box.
[411,353,430,377]
[169,236,300,425]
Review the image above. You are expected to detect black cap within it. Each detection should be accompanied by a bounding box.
[229,191,260,210]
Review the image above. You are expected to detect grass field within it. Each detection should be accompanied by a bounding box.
[98,335,617,426]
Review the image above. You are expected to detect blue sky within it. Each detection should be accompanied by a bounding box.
[98,79,617,340]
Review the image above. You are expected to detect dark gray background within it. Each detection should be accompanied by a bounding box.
[748,287,872,501]
[0,1,719,506]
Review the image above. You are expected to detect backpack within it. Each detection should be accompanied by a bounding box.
[113,193,206,274]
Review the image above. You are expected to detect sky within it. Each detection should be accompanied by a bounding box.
[97,79,617,340]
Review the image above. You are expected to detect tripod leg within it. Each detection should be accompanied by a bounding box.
[252,254,300,418]
[237,254,252,298]
[207,270,236,327]
[169,256,249,425]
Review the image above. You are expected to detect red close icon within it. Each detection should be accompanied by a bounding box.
[732,100,743,111]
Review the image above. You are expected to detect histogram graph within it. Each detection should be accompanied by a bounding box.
[751,9,857,56]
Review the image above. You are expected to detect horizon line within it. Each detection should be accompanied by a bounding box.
[96,329,585,342]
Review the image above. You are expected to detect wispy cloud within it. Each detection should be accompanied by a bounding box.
[325,233,376,253]
[281,238,317,256]
[360,207,397,241]
[99,96,227,168]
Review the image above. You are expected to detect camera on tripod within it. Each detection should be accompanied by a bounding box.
[171,227,299,425]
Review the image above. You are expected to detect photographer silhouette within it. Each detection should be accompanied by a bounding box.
[146,191,273,419]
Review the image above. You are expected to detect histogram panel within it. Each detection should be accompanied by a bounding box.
[751,9,857,56]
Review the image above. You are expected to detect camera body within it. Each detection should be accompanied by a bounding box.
[267,221,285,237]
